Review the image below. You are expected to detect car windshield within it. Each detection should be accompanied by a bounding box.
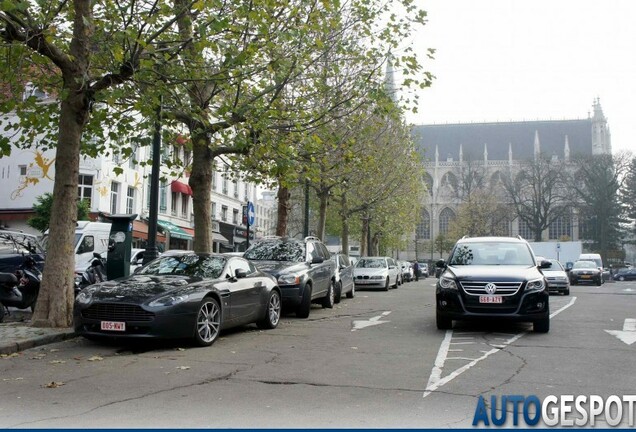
[356,258,386,268]
[547,260,564,270]
[138,255,226,278]
[448,242,534,266]
[573,261,596,269]
[243,240,305,262]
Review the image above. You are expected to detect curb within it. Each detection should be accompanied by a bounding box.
[0,329,77,356]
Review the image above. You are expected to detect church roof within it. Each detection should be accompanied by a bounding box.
[412,118,593,162]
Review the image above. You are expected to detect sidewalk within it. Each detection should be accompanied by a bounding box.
[0,309,76,356]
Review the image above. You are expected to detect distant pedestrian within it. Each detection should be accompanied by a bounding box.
[412,261,420,281]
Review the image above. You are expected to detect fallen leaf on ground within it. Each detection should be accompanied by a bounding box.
[43,381,64,388]
[87,356,103,362]
[31,354,47,359]
[175,366,190,370]
[49,360,66,364]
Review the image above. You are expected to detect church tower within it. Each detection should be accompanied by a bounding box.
[591,98,612,155]
[384,53,397,102]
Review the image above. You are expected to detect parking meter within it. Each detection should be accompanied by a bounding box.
[103,214,137,280]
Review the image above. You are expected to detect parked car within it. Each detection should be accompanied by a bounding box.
[130,248,162,273]
[614,268,636,281]
[0,231,45,273]
[400,260,414,282]
[331,253,355,302]
[74,253,282,346]
[569,260,602,286]
[353,256,400,291]
[243,236,336,318]
[435,236,551,333]
[417,261,429,277]
[540,258,570,295]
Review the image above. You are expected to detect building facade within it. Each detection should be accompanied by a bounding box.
[408,99,611,260]
[0,100,270,252]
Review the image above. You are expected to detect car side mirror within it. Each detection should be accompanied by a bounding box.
[311,256,324,264]
[435,259,446,268]
[235,269,248,279]
[539,260,551,269]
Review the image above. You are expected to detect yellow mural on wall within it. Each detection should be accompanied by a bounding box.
[10,150,56,200]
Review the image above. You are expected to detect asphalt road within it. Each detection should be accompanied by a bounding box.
[1,278,635,428]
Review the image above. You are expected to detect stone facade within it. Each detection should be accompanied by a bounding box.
[406,100,611,261]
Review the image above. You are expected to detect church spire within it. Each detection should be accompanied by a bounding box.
[384,53,397,102]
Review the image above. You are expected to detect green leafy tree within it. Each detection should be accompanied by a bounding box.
[0,0,182,327]
[622,154,636,235]
[569,153,630,261]
[28,194,90,234]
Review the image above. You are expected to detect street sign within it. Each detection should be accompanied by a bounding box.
[247,201,255,226]
[556,242,561,251]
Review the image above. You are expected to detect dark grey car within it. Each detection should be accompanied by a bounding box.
[243,236,336,318]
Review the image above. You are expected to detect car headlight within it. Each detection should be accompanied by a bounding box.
[277,274,301,285]
[148,294,190,307]
[370,275,384,280]
[76,290,93,305]
[526,278,546,292]
[439,276,458,290]
[555,276,568,281]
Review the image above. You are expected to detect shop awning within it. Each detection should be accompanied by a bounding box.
[157,220,194,241]
[132,219,166,242]
[171,181,192,195]
[214,232,231,244]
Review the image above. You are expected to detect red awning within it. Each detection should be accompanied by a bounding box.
[171,181,192,195]
[132,219,166,242]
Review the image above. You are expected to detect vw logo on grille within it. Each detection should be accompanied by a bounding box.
[484,283,497,295]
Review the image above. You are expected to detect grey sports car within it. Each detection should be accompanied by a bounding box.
[74,253,281,346]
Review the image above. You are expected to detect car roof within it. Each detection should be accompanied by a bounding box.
[456,236,527,244]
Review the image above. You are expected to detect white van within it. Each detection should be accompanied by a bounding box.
[578,253,604,282]
[43,221,112,272]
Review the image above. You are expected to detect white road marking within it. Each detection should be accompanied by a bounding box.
[605,318,636,345]
[351,311,391,331]
[423,297,577,398]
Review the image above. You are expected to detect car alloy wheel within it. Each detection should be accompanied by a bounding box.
[258,290,281,329]
[346,283,355,299]
[322,280,335,309]
[194,298,221,346]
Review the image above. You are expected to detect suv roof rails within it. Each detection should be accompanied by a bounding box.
[516,235,523,240]
[461,235,469,239]
[304,236,320,242]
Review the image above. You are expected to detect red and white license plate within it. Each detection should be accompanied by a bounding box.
[100,321,126,331]
[581,275,591,279]
[479,296,503,304]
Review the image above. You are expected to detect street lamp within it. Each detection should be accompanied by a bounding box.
[144,96,162,263]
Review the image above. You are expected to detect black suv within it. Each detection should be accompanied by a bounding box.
[435,236,551,333]
[243,236,336,318]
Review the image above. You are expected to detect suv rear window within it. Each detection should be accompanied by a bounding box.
[244,240,305,262]
[449,242,534,266]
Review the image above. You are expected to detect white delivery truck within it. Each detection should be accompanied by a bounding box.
[43,221,112,272]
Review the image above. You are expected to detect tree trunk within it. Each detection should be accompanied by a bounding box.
[340,194,349,255]
[360,216,369,257]
[32,92,86,327]
[372,232,380,256]
[276,184,291,236]
[189,134,213,253]
[316,188,328,241]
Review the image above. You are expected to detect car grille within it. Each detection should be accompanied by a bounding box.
[82,303,155,322]
[460,281,522,296]
[356,275,370,280]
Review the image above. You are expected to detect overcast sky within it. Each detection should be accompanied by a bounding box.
[404,0,635,154]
